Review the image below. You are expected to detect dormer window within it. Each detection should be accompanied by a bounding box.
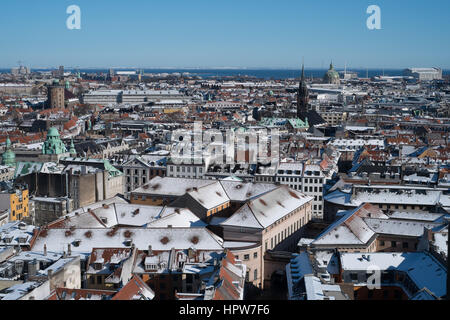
[18,237,27,243]
[145,263,158,271]
[4,237,13,243]
[94,262,103,270]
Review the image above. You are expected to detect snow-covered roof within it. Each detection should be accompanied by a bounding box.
[187,182,229,210]
[340,252,447,297]
[221,186,313,229]
[365,218,440,237]
[311,204,387,247]
[32,227,224,254]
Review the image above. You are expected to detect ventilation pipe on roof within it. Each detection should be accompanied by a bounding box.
[43,244,47,256]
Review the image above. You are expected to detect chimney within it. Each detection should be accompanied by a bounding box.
[426,228,433,241]
[47,269,53,280]
[148,245,153,256]
[68,244,72,256]
[44,244,47,256]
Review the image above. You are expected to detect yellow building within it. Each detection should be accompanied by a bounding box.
[0,185,29,221]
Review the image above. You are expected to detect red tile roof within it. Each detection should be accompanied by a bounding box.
[112,275,154,300]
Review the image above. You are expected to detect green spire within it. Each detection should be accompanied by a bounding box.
[69,139,76,157]
[2,136,15,167]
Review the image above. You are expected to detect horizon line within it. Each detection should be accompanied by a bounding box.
[2,66,449,71]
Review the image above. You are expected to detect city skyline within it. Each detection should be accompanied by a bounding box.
[1,0,450,69]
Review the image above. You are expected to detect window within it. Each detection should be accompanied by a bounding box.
[350,273,358,281]
[244,254,250,261]
[253,252,257,259]
[254,269,258,281]
[391,241,397,247]
[402,242,408,249]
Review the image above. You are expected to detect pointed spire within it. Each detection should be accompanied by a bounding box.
[6,136,11,149]
[301,63,305,81]
[70,139,76,157]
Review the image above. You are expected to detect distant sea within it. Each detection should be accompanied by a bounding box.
[1,68,449,80]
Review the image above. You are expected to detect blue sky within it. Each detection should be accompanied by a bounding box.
[0,0,449,69]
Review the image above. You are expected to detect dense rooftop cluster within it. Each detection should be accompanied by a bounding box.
[0,66,448,300]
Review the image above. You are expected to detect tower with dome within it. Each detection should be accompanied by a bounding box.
[323,62,341,85]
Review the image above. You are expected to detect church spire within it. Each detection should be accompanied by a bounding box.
[69,139,76,157]
[297,61,309,118]
[301,63,305,81]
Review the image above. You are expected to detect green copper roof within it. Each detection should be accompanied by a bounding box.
[42,128,67,155]
[69,139,76,156]
[287,118,309,129]
[103,160,123,178]
[259,117,308,128]
[2,150,15,166]
[2,137,15,167]
[47,127,60,137]
[324,61,340,82]
[6,137,11,149]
